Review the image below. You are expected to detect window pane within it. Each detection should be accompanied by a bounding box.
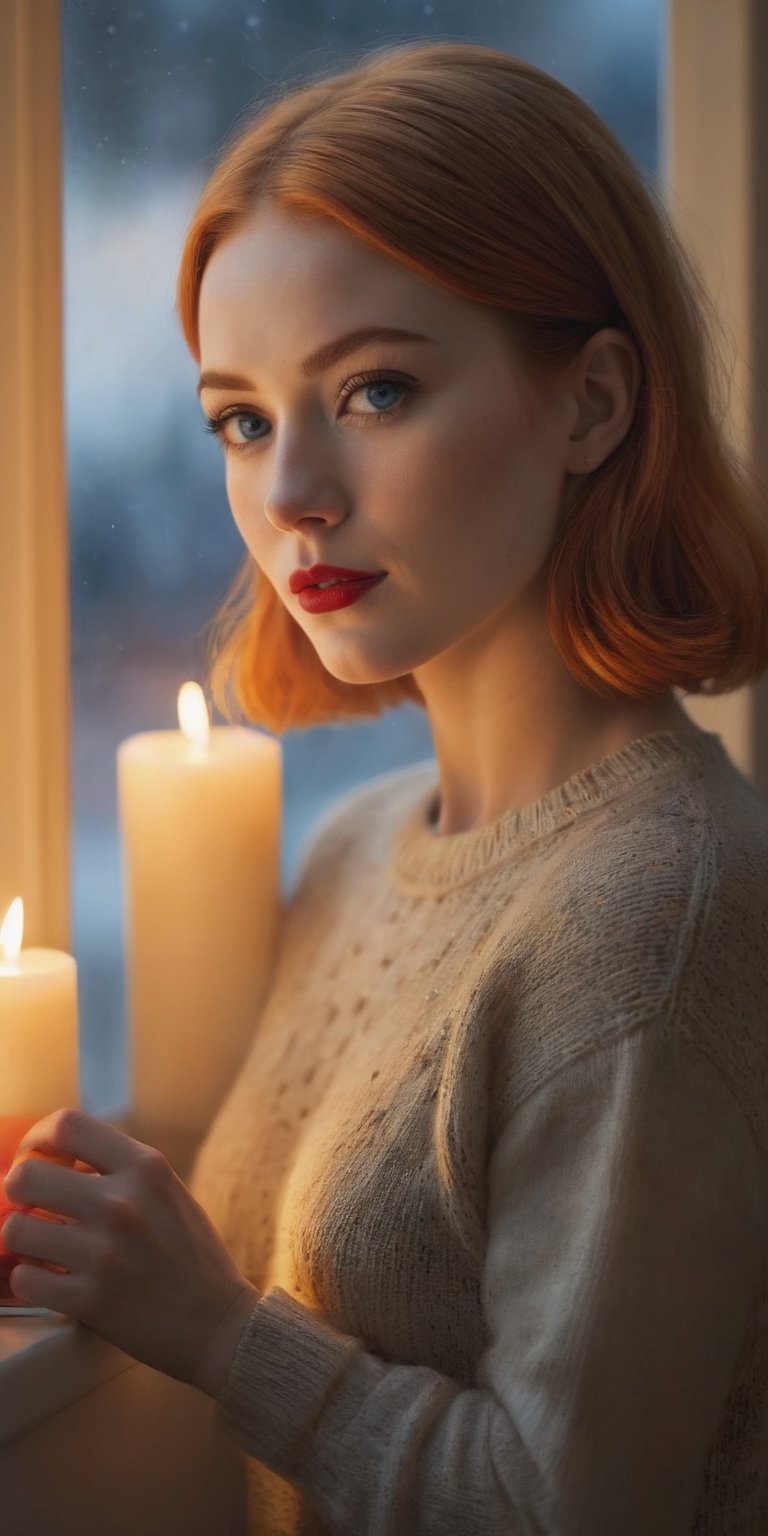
[63,0,662,1115]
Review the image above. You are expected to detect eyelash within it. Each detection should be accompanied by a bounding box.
[201,369,419,455]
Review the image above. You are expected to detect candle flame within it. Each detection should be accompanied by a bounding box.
[177,682,210,749]
[0,897,23,960]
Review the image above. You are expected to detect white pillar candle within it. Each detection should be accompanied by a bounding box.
[0,898,80,1113]
[117,683,282,1150]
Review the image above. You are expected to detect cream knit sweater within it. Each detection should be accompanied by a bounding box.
[188,726,768,1535]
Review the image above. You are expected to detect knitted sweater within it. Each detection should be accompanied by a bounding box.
[188,726,768,1536]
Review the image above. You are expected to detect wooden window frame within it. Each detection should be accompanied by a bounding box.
[1,0,70,948]
[663,0,768,777]
[0,0,765,957]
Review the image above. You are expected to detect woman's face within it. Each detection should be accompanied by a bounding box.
[196,200,580,690]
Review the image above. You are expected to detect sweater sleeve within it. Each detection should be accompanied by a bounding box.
[212,1027,764,1535]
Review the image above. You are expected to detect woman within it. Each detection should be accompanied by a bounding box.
[3,40,768,1536]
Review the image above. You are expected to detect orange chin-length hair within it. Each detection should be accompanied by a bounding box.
[175,40,768,736]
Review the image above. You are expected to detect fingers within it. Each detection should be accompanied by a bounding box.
[8,1260,83,1309]
[0,1208,82,1270]
[11,1107,154,1177]
[3,1158,101,1221]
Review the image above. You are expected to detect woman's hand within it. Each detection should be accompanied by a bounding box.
[0,1107,260,1397]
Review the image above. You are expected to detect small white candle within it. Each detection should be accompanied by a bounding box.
[117,683,282,1147]
[0,898,80,1113]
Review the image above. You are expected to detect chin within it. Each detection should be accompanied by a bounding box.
[318,651,411,688]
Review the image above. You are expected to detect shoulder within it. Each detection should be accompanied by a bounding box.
[532,742,767,986]
[493,756,768,1128]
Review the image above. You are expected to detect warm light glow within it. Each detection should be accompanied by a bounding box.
[0,897,23,961]
[177,682,210,749]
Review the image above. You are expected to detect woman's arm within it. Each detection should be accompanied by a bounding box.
[194,1281,263,1400]
[209,1026,764,1535]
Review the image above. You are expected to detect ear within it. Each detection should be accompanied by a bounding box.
[565,327,642,474]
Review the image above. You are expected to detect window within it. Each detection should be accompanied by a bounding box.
[62,0,664,1115]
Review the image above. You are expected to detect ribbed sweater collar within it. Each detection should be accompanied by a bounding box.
[389,728,730,893]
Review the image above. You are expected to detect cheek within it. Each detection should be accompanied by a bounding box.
[224,465,266,552]
[393,397,533,545]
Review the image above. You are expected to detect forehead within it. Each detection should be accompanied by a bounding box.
[197,202,494,362]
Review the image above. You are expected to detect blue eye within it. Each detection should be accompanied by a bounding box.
[340,371,417,419]
[202,412,264,450]
[202,369,419,455]
[355,380,401,410]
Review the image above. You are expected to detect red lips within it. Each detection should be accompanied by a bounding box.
[289,564,385,594]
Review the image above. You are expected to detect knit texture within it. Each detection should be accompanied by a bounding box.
[188,726,768,1535]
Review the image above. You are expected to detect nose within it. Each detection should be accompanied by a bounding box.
[263,431,349,534]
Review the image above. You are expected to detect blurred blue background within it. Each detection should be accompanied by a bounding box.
[62,0,664,1115]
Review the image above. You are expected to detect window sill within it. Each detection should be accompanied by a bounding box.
[0,1313,246,1534]
[0,1311,132,1445]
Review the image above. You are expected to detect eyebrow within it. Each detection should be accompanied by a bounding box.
[196,326,437,396]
